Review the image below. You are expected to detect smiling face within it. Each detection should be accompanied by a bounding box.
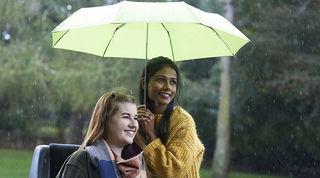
[147,66,177,113]
[107,102,138,147]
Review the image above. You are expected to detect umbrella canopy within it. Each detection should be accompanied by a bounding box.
[52,1,249,61]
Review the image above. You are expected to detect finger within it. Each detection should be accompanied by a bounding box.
[137,117,147,122]
[137,105,146,109]
[140,111,152,117]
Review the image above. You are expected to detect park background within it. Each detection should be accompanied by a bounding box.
[0,0,319,178]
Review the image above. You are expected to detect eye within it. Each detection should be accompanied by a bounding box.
[156,77,165,83]
[122,115,130,119]
[134,115,138,120]
[170,80,177,85]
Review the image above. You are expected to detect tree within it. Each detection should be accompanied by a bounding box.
[231,0,320,176]
[211,0,233,177]
[0,0,142,146]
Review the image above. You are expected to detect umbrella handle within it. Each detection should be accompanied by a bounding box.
[143,24,149,105]
[143,59,147,105]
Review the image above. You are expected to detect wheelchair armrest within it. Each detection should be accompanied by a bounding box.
[28,145,50,178]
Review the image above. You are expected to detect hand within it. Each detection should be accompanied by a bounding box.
[137,105,157,143]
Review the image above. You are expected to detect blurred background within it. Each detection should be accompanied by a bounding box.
[0,0,319,178]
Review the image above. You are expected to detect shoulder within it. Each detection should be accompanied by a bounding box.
[57,149,94,178]
[171,106,195,126]
[66,149,90,166]
[172,106,193,120]
[69,149,88,160]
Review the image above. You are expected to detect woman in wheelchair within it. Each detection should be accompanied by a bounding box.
[56,92,147,178]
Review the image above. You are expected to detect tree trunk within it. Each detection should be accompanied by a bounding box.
[211,0,233,177]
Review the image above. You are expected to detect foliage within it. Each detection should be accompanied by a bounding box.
[0,0,142,143]
[0,41,52,136]
[231,0,320,176]
[179,63,220,160]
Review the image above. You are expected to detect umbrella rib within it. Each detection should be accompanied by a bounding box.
[207,25,235,56]
[52,30,69,47]
[161,23,175,61]
[103,23,125,57]
[145,23,149,59]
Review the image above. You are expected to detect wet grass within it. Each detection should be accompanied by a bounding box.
[201,168,288,178]
[0,149,288,178]
[0,149,33,178]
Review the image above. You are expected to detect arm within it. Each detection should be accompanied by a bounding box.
[143,111,204,177]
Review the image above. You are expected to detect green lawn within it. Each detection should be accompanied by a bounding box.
[0,149,287,178]
[201,169,288,178]
[0,149,33,178]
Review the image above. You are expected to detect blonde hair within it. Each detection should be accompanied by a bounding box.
[80,92,135,149]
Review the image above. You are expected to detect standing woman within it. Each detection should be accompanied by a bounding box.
[137,56,205,178]
[57,92,147,178]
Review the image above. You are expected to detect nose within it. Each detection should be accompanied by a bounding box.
[163,80,171,91]
[129,118,138,129]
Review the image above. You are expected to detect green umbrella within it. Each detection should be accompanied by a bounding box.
[52,1,249,61]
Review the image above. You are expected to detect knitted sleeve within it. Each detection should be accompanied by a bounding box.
[143,107,204,177]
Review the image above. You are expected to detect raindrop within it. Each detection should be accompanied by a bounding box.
[4,63,7,69]
[66,4,73,16]
[66,4,72,11]
[3,33,10,40]
[2,31,11,43]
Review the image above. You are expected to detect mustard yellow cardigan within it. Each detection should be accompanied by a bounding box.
[143,106,205,178]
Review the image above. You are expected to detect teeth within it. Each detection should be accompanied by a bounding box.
[161,93,170,98]
[125,130,135,136]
